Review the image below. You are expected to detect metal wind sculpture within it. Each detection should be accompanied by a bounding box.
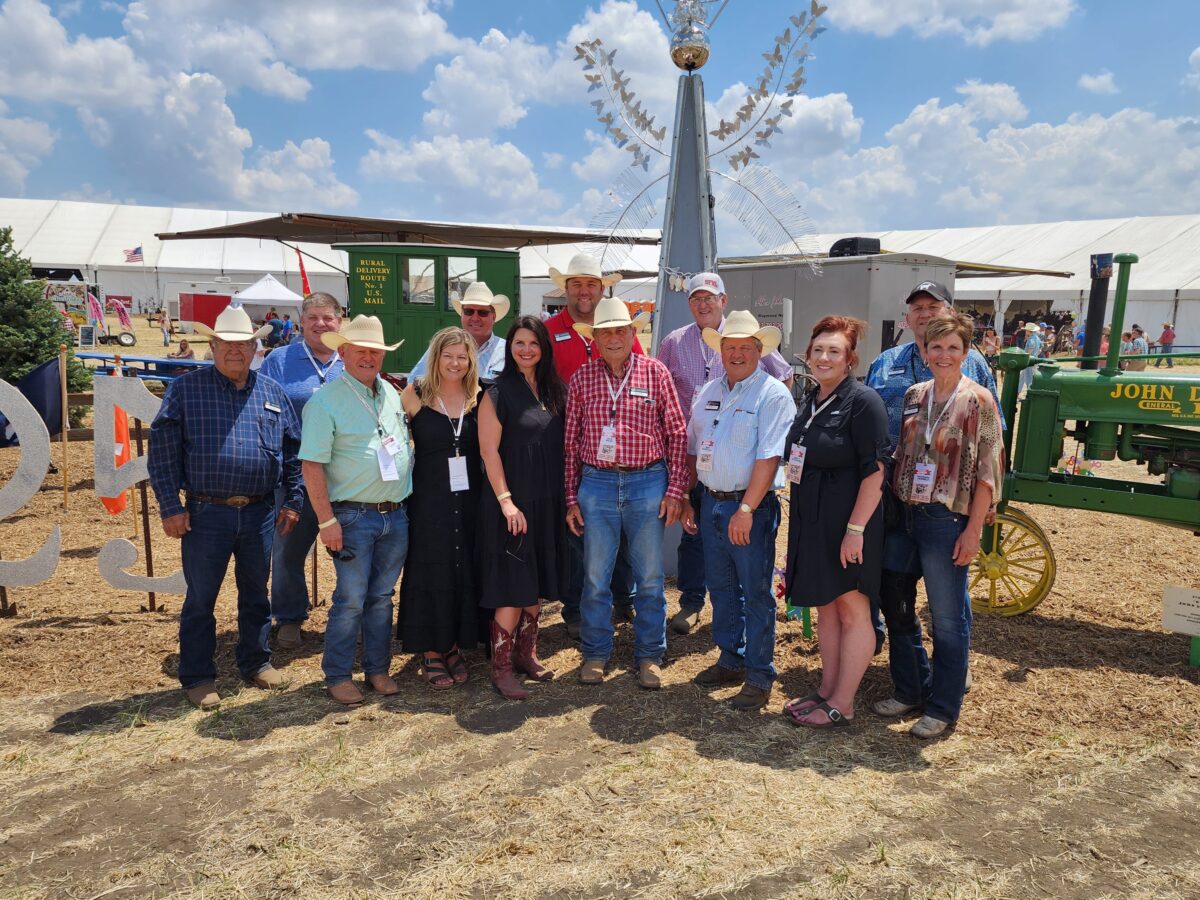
[576,0,827,344]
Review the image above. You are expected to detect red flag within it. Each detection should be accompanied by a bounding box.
[100,369,131,515]
[296,247,312,297]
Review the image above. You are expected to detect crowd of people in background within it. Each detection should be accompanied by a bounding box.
[146,256,1010,739]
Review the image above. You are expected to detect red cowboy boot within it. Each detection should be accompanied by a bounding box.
[513,608,554,682]
[490,620,528,700]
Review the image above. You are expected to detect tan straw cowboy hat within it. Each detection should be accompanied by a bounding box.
[321,315,403,352]
[702,309,782,355]
[549,252,623,289]
[572,296,650,340]
[451,280,511,320]
[193,305,272,342]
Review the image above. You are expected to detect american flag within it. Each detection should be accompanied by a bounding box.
[124,245,144,263]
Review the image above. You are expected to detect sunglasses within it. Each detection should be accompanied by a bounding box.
[461,307,494,318]
[325,546,356,562]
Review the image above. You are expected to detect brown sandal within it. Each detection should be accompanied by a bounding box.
[420,654,454,690]
[444,646,470,685]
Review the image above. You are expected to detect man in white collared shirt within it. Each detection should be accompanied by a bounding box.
[408,282,509,380]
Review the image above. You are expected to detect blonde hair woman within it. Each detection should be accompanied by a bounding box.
[400,327,484,688]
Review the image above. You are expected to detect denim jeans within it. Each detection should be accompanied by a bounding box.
[270,488,317,624]
[178,498,274,688]
[699,491,781,689]
[322,503,408,685]
[1154,343,1174,368]
[881,503,972,723]
[676,482,708,613]
[564,528,634,623]
[577,463,668,664]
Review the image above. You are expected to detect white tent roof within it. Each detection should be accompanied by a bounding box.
[234,273,303,306]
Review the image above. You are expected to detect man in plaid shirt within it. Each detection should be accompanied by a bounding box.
[564,297,688,690]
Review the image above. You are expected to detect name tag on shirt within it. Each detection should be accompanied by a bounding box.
[704,399,721,411]
[554,332,572,342]
[696,437,715,473]
[903,405,920,417]
[448,455,470,492]
[381,435,402,457]
[890,367,906,376]
[264,401,281,413]
[377,446,400,482]
[911,462,936,503]
[787,443,806,484]
[597,425,618,463]
[630,386,649,398]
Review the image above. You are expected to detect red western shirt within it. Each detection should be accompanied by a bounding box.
[563,353,688,507]
[544,308,643,386]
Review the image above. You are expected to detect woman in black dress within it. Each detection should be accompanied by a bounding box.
[783,316,889,727]
[399,327,482,689]
[477,316,568,700]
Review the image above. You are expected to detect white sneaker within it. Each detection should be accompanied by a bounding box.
[910,715,951,738]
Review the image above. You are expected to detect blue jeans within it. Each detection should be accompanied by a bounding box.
[577,463,668,664]
[699,491,781,689]
[322,504,409,685]
[178,498,274,688]
[1155,343,1174,367]
[676,482,708,613]
[270,488,317,624]
[882,503,972,723]
[564,528,634,623]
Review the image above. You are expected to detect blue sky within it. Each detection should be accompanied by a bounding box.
[1,0,1198,253]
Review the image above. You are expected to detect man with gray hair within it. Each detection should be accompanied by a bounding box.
[259,292,346,648]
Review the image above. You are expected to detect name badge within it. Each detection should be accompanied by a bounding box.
[787,443,806,484]
[597,424,618,463]
[630,386,649,398]
[448,455,469,492]
[889,367,906,376]
[377,446,400,482]
[554,332,572,342]
[264,401,281,413]
[903,405,920,416]
[381,435,402,457]
[704,400,721,411]
[696,437,716,473]
[911,462,937,503]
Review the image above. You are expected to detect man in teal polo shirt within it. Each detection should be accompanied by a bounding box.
[300,315,413,705]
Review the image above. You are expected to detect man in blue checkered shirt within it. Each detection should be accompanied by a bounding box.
[149,306,303,711]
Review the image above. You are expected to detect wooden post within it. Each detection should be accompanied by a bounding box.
[134,418,157,612]
[59,344,68,508]
[310,545,319,609]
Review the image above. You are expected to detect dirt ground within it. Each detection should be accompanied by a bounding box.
[1,349,1198,897]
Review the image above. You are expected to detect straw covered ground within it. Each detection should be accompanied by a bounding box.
[1,369,1199,897]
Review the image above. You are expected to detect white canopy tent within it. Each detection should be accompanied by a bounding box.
[232,273,304,320]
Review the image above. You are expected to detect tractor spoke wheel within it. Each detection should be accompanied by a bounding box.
[971,508,1055,616]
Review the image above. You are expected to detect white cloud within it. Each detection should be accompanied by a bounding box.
[1078,70,1118,95]
[1185,48,1200,91]
[0,100,57,190]
[422,29,553,136]
[542,152,565,169]
[360,130,560,221]
[956,80,1028,123]
[831,0,1076,46]
[0,0,157,108]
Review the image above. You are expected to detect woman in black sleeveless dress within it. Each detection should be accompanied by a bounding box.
[477,316,568,699]
[399,327,482,689]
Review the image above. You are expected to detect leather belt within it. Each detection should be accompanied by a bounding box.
[187,493,268,508]
[706,487,747,502]
[333,500,406,513]
[610,460,663,473]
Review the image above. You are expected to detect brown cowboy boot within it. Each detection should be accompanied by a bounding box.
[490,620,528,700]
[513,608,554,682]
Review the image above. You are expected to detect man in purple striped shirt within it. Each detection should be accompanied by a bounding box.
[656,273,794,634]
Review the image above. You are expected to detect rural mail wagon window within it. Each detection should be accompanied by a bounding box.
[447,256,478,311]
[404,258,436,305]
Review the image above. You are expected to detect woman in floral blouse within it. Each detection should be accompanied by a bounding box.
[877,311,1003,739]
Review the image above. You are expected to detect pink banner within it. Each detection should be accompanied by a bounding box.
[109,296,133,331]
[85,291,108,333]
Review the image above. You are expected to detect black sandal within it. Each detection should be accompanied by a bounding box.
[444,646,470,685]
[420,654,454,690]
[783,690,825,720]
[792,701,853,729]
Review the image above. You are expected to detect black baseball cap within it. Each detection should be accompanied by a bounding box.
[905,280,954,306]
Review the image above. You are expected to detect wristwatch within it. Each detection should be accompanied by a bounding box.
[738,502,753,515]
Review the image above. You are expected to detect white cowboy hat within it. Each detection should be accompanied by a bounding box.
[451,280,511,320]
[193,305,272,342]
[572,296,649,340]
[702,309,781,355]
[1024,322,1041,333]
[321,315,404,352]
[548,252,623,289]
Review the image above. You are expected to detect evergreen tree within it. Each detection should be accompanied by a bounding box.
[0,226,89,389]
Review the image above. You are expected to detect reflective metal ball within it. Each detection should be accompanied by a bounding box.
[670,24,710,71]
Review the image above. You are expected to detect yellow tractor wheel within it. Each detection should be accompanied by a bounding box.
[970,508,1056,616]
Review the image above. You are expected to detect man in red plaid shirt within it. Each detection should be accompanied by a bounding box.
[564,296,688,690]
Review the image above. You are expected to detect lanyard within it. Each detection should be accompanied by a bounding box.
[924,377,963,452]
[347,377,386,438]
[710,372,757,428]
[800,390,839,440]
[437,397,466,457]
[302,341,336,385]
[605,358,637,420]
